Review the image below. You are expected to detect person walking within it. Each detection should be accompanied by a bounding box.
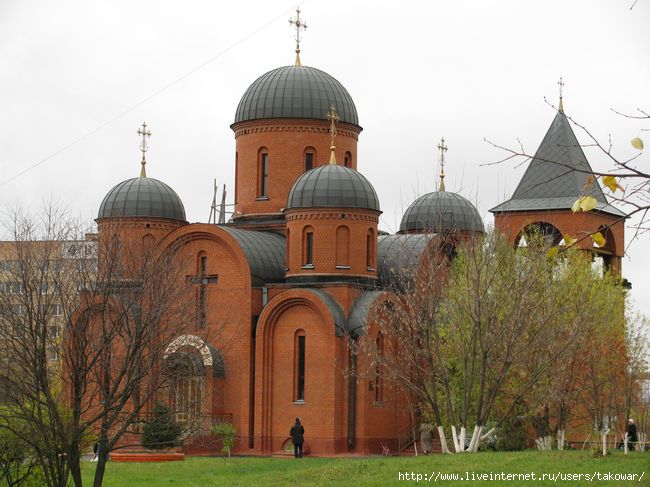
[420,423,434,455]
[290,418,305,458]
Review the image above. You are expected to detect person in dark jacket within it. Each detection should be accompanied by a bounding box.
[627,418,638,451]
[290,418,305,458]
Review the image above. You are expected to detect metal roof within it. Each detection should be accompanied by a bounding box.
[303,289,347,337]
[377,234,430,289]
[286,164,380,211]
[97,177,186,221]
[347,291,384,337]
[490,110,625,217]
[219,227,286,286]
[234,65,359,126]
[399,191,484,233]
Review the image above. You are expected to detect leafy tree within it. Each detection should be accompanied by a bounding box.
[211,422,236,457]
[141,403,182,451]
[359,228,627,454]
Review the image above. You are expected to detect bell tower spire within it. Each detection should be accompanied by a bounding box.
[558,76,565,113]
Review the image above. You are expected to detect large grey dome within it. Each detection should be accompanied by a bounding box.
[286,164,379,211]
[234,66,359,126]
[399,192,483,233]
[98,177,186,221]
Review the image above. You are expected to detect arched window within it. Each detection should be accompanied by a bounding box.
[335,226,350,267]
[234,151,239,204]
[593,225,616,274]
[294,329,306,401]
[366,228,375,269]
[302,226,314,267]
[257,148,269,198]
[286,228,291,270]
[374,333,384,403]
[304,147,316,172]
[516,222,562,248]
[344,151,352,168]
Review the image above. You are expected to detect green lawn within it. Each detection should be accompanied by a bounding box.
[80,450,649,486]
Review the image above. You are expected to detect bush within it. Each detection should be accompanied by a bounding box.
[0,413,38,486]
[211,422,236,457]
[141,403,182,450]
[494,416,528,451]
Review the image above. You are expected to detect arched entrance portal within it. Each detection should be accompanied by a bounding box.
[163,335,226,432]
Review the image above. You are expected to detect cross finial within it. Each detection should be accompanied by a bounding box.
[327,105,339,164]
[558,76,565,112]
[137,122,151,177]
[437,137,448,192]
[289,7,307,66]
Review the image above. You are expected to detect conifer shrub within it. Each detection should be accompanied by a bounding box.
[141,403,182,450]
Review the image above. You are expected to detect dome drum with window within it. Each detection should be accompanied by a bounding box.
[284,164,381,283]
[231,65,361,223]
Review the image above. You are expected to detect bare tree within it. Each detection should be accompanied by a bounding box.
[0,206,197,486]
[355,232,456,453]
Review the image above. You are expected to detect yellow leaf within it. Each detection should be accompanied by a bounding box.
[631,137,644,150]
[602,175,622,192]
[592,232,606,247]
[547,247,559,258]
[579,196,597,212]
[563,234,577,246]
[571,198,582,213]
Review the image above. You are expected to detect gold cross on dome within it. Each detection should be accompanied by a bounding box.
[137,122,151,177]
[289,7,307,66]
[327,105,339,164]
[437,137,448,192]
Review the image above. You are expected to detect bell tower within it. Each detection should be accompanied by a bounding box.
[490,82,625,274]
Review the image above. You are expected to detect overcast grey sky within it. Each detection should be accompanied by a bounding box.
[1,0,649,316]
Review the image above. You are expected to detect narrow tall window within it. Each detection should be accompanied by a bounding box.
[306,233,313,265]
[305,150,314,171]
[366,229,375,269]
[294,331,306,401]
[344,151,352,168]
[258,151,269,197]
[286,228,291,270]
[375,333,384,403]
[234,151,239,204]
[303,227,314,266]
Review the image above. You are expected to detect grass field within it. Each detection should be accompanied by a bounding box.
[80,450,649,486]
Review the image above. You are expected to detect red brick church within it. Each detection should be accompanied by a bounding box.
[91,16,625,456]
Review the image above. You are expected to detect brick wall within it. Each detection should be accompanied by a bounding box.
[232,119,361,219]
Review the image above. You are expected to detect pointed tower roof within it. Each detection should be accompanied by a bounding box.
[490,110,624,217]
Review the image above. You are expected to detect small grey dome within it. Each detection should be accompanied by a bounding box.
[399,192,483,233]
[234,66,359,126]
[286,164,380,211]
[98,177,186,221]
